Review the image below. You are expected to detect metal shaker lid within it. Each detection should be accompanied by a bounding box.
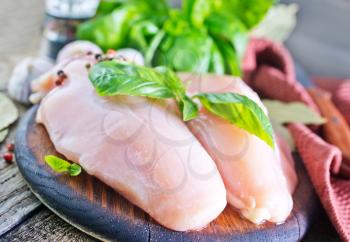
[45,0,99,19]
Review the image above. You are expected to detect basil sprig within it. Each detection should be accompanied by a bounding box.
[194,93,274,148]
[89,61,274,148]
[89,61,198,121]
[44,155,82,176]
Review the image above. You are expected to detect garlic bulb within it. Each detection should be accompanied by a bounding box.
[7,57,54,104]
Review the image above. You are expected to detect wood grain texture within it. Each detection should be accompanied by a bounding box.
[14,106,319,242]
[0,105,42,236]
[0,208,98,242]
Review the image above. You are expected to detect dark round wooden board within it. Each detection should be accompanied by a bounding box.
[15,106,319,242]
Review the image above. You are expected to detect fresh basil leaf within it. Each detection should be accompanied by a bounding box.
[145,30,166,67]
[219,0,274,29]
[179,95,199,121]
[128,20,159,51]
[208,41,225,74]
[89,61,198,121]
[149,10,213,73]
[206,14,248,68]
[44,155,82,176]
[78,1,169,51]
[152,66,199,120]
[89,61,175,98]
[214,38,241,76]
[96,0,121,16]
[153,66,186,94]
[195,93,275,148]
[153,31,213,73]
[182,0,219,28]
[45,155,71,172]
[68,164,82,176]
[77,6,139,51]
[262,100,326,125]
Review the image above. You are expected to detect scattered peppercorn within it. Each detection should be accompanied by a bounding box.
[85,63,91,69]
[55,79,63,86]
[7,143,14,152]
[57,70,67,78]
[3,152,13,163]
[95,54,102,62]
[55,70,67,86]
[57,70,64,76]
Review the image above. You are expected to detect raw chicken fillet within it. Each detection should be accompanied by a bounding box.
[179,73,297,224]
[36,58,227,231]
[34,47,297,230]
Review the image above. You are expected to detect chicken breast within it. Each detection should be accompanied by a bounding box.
[36,58,227,231]
[179,73,297,224]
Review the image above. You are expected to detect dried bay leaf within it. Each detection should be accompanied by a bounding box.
[0,92,19,130]
[0,129,9,143]
[263,100,325,125]
[263,100,325,150]
[271,121,295,150]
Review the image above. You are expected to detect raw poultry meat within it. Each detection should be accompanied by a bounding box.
[179,73,297,224]
[36,57,227,231]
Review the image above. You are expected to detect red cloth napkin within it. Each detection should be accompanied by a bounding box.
[243,38,350,242]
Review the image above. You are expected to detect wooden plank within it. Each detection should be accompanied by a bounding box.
[0,208,98,242]
[0,164,41,235]
[0,107,42,236]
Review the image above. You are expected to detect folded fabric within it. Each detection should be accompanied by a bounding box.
[243,38,350,242]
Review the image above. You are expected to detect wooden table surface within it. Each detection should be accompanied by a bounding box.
[0,0,342,241]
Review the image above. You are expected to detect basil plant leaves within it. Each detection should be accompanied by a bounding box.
[89,61,275,148]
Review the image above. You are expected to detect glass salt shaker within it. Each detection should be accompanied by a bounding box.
[41,0,99,59]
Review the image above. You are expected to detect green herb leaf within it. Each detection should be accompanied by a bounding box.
[195,93,275,148]
[179,95,199,121]
[77,6,139,51]
[68,164,82,177]
[77,1,169,51]
[153,30,213,73]
[128,20,159,51]
[0,92,19,131]
[145,30,166,66]
[183,0,219,28]
[44,155,82,176]
[263,100,325,150]
[89,61,175,98]
[262,100,326,125]
[95,0,121,16]
[89,61,199,121]
[153,66,199,120]
[221,0,275,29]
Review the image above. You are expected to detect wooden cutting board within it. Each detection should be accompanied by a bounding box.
[15,106,319,242]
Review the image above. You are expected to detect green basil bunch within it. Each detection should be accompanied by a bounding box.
[77,0,274,76]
